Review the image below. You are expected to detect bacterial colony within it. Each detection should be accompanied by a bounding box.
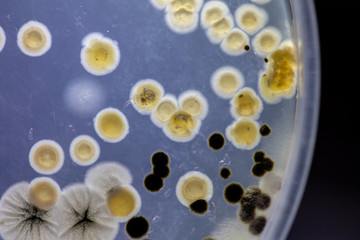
[0,0,297,239]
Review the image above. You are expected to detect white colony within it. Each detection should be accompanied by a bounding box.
[85,162,133,196]
[0,182,58,240]
[56,183,119,240]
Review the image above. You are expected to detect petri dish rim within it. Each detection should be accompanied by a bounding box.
[261,0,321,239]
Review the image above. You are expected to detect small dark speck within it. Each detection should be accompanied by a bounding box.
[260,124,271,137]
[220,167,231,180]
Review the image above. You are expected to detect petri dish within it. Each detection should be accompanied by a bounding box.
[0,0,319,240]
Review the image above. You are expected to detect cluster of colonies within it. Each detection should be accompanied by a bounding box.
[148,0,298,106]
[150,0,204,34]
[202,157,276,239]
[141,150,214,215]
[210,65,263,150]
[1,0,298,238]
[27,108,130,176]
[130,79,208,142]
[201,151,277,239]
[144,151,171,192]
[0,162,150,239]
[149,0,281,58]
[6,20,120,76]
[176,171,213,214]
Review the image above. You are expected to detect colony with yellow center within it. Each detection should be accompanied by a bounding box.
[80,32,120,76]
[211,66,244,99]
[17,20,52,57]
[130,79,165,115]
[28,139,64,175]
[220,28,250,56]
[85,162,141,223]
[176,171,213,208]
[69,135,100,166]
[235,4,268,35]
[28,177,61,211]
[178,90,208,120]
[151,94,178,127]
[94,107,129,143]
[252,26,282,56]
[226,118,261,150]
[164,0,204,34]
[230,87,263,120]
[258,40,298,103]
[163,110,201,142]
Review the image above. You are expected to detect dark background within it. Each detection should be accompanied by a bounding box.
[287,1,359,239]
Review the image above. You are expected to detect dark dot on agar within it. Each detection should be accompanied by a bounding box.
[151,151,169,166]
[220,167,231,179]
[244,45,251,51]
[189,199,208,214]
[224,183,244,204]
[260,124,271,137]
[208,132,225,151]
[264,57,269,63]
[253,151,265,162]
[126,216,150,239]
[144,173,163,192]
[249,216,267,235]
[153,165,170,179]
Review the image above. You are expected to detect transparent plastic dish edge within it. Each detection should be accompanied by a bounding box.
[261,0,320,239]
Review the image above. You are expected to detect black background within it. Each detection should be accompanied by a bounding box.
[287,1,359,239]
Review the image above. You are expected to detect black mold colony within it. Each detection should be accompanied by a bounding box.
[251,151,274,177]
[144,151,170,192]
[239,186,271,235]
